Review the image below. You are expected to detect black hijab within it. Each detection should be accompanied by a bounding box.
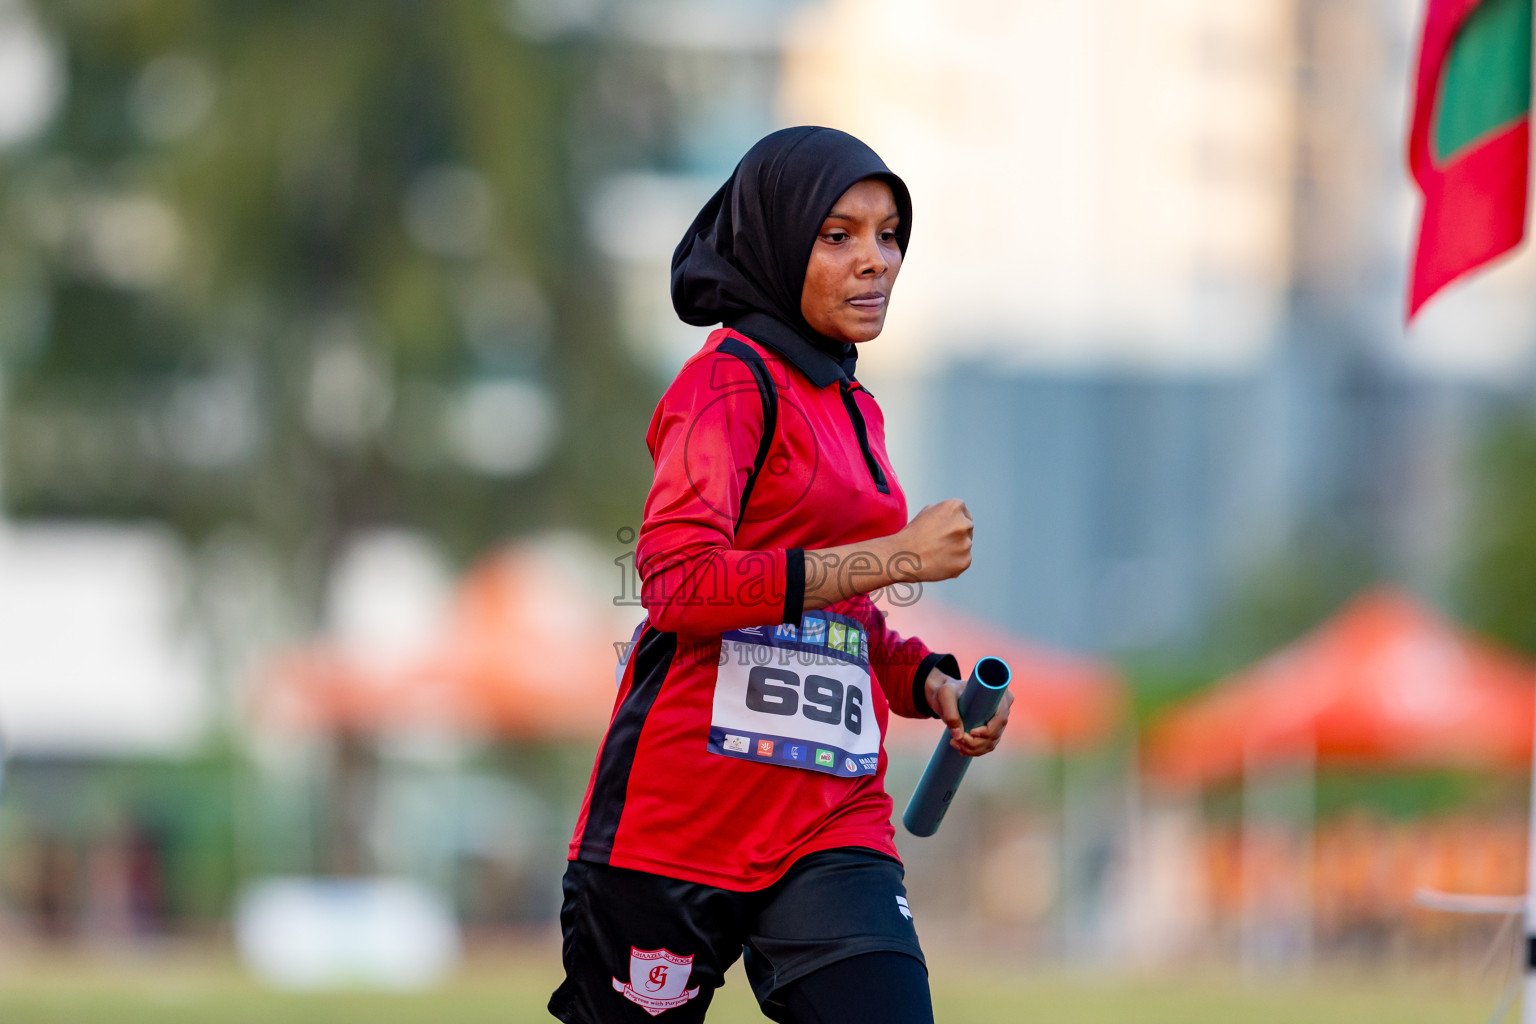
[670,126,912,384]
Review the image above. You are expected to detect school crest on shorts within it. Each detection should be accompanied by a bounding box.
[612,946,700,1015]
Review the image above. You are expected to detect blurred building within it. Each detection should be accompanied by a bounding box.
[786,0,1536,653]
[782,0,1297,377]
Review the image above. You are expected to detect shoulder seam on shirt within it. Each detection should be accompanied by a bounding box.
[722,330,795,383]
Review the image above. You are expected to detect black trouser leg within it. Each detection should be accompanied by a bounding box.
[772,951,934,1024]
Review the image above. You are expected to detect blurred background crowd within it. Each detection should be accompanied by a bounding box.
[2,0,1536,1005]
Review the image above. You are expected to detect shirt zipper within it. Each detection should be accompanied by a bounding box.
[839,380,890,495]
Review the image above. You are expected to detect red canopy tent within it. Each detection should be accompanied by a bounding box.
[1144,588,1536,786]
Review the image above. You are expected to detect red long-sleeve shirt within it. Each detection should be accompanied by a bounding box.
[568,327,954,889]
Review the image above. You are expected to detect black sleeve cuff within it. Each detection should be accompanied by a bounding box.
[782,548,805,625]
[912,652,961,719]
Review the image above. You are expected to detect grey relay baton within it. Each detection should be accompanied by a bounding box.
[902,656,1011,837]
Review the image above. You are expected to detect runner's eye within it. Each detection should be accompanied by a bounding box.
[822,230,848,243]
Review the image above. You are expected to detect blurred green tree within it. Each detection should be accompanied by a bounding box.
[0,0,653,609]
[1205,521,1380,671]
[1457,405,1536,655]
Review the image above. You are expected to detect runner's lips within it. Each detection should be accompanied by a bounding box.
[847,293,886,309]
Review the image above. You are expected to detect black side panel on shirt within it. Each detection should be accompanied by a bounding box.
[578,627,679,863]
[716,337,779,530]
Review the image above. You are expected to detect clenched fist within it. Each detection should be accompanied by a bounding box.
[896,499,973,583]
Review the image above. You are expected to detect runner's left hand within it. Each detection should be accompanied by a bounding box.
[924,667,1012,756]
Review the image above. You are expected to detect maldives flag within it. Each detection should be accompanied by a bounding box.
[1407,0,1533,318]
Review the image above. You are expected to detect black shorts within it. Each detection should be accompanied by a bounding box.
[548,847,926,1023]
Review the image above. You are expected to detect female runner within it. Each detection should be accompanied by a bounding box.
[550,126,1013,1024]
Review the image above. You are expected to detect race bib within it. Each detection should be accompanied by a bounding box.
[707,611,880,778]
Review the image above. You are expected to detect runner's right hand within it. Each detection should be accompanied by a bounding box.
[896,499,972,582]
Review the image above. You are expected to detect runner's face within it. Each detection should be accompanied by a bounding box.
[800,178,901,344]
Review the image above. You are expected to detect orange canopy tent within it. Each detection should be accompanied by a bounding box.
[1144,588,1536,786]
[258,544,1123,750]
[879,599,1124,753]
[258,544,636,740]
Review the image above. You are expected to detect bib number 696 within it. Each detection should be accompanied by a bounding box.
[744,666,863,734]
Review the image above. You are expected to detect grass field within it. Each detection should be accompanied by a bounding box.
[0,943,1511,1023]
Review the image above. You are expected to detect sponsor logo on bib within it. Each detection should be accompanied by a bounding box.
[827,622,846,652]
[722,734,750,754]
[613,947,700,1015]
[815,749,833,767]
[800,617,827,645]
[756,739,774,757]
[784,744,805,762]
